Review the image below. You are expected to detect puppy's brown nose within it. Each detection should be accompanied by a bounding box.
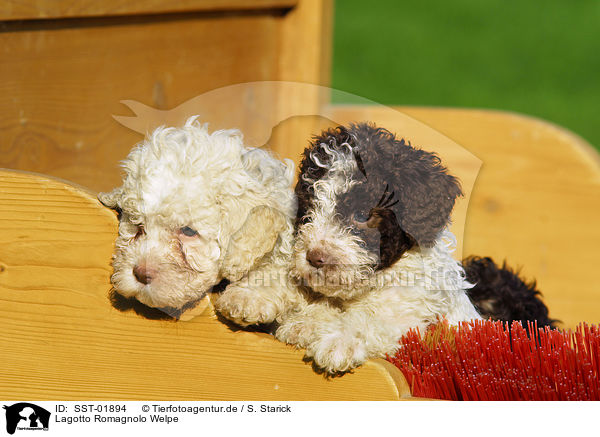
[306,248,330,269]
[133,264,157,284]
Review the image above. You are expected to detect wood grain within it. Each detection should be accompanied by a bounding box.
[0,0,332,193]
[0,0,297,21]
[329,105,600,329]
[268,0,333,155]
[0,10,281,193]
[4,0,597,397]
[0,169,409,400]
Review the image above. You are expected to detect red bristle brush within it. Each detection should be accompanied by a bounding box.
[387,319,600,401]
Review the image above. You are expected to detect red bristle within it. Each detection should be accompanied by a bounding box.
[388,320,600,401]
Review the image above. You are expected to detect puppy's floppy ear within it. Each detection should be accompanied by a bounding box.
[221,205,287,281]
[98,187,123,211]
[395,148,463,247]
[347,123,462,248]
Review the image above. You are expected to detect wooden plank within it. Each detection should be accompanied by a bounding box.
[0,12,282,193]
[0,1,332,193]
[268,0,334,161]
[0,0,298,21]
[277,0,332,99]
[0,169,407,400]
[329,105,600,329]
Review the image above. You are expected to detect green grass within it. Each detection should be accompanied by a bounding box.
[332,0,600,150]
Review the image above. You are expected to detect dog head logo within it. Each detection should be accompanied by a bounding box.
[107,82,480,313]
[3,403,50,435]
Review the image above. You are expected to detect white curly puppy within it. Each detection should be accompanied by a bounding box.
[274,122,481,373]
[99,117,296,318]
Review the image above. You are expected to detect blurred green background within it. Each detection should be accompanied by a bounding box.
[332,0,600,151]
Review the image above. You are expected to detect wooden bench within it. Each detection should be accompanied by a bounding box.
[1,0,599,400]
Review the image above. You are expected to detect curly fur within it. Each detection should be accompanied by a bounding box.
[463,256,558,329]
[274,122,482,373]
[203,121,480,372]
[99,117,296,313]
[295,124,463,248]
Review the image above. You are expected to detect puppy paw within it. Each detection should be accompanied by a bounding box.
[306,332,368,373]
[215,285,280,326]
[275,318,316,349]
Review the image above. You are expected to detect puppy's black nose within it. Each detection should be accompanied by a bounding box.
[133,264,156,284]
[306,248,330,269]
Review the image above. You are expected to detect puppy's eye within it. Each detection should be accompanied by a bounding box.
[299,215,312,225]
[353,211,369,223]
[180,226,198,237]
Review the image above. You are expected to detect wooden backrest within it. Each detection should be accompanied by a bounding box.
[0,0,332,192]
